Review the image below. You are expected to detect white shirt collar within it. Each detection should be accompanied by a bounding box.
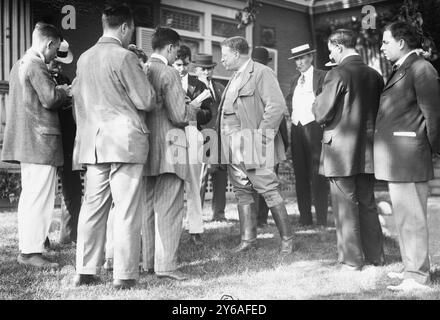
[394,50,418,68]
[103,35,122,46]
[30,48,46,63]
[237,58,251,74]
[302,65,314,77]
[340,52,360,63]
[151,53,168,65]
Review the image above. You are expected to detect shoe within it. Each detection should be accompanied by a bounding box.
[103,258,113,272]
[387,279,431,292]
[280,237,294,255]
[387,271,404,280]
[44,237,51,250]
[17,253,59,270]
[339,263,363,271]
[212,216,227,222]
[189,234,203,246]
[113,279,137,290]
[230,240,257,254]
[156,270,189,281]
[73,274,101,287]
[144,268,155,275]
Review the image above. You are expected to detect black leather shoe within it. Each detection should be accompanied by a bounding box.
[189,233,203,246]
[113,279,137,290]
[230,240,257,254]
[156,270,189,281]
[144,268,155,275]
[73,274,101,287]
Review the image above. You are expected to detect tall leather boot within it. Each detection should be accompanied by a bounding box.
[270,203,294,254]
[230,203,257,253]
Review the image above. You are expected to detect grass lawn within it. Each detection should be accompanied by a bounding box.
[1,197,440,300]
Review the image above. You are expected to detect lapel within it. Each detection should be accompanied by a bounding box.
[383,53,417,92]
[218,76,233,112]
[237,60,254,93]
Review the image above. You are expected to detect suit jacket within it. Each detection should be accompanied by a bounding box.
[72,37,155,165]
[204,79,225,130]
[374,53,440,182]
[144,57,197,181]
[217,60,287,169]
[186,75,212,130]
[312,55,384,177]
[1,49,68,166]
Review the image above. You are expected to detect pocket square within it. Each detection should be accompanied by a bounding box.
[393,132,416,137]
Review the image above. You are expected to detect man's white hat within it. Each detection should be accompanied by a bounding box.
[55,40,73,64]
[288,43,316,60]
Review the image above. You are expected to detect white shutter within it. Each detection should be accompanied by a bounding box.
[136,27,155,59]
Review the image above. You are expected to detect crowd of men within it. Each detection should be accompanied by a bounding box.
[2,2,440,292]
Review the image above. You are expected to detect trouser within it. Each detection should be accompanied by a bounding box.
[388,181,430,285]
[291,122,329,225]
[18,163,57,254]
[200,164,228,219]
[75,163,144,280]
[254,164,280,225]
[142,174,185,272]
[58,155,82,243]
[329,174,384,267]
[185,163,204,234]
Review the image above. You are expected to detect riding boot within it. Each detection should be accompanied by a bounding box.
[230,203,257,253]
[270,203,294,254]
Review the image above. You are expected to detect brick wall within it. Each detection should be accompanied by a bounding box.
[253,4,312,97]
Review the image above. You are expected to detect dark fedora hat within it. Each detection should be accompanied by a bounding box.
[193,54,217,68]
[288,43,316,60]
[252,46,272,65]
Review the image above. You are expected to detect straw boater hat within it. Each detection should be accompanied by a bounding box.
[251,46,272,65]
[193,54,217,68]
[288,43,316,60]
[55,40,73,64]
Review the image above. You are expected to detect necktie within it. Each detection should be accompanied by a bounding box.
[387,64,399,83]
[299,74,305,86]
[208,79,216,101]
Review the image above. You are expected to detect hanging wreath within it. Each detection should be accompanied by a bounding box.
[235,0,262,30]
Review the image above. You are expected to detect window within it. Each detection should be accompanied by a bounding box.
[160,8,201,33]
[212,16,245,38]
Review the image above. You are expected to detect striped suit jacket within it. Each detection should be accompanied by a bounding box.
[144,57,197,181]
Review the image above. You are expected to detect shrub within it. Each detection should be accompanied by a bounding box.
[0,170,21,203]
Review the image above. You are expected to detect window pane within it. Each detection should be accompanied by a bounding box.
[212,43,234,78]
[212,16,245,38]
[161,8,200,32]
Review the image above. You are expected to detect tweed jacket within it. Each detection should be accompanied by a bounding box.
[1,49,68,166]
[144,57,197,181]
[374,53,440,182]
[72,37,155,165]
[217,60,287,169]
[312,55,384,177]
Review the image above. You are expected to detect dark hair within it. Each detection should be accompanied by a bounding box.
[384,21,422,50]
[34,22,62,42]
[151,27,181,51]
[176,45,192,62]
[102,2,134,29]
[328,29,356,49]
[128,44,148,63]
[221,36,249,54]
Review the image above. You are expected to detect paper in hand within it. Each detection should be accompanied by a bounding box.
[194,89,212,104]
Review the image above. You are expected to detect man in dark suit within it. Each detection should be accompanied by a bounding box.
[376,22,440,292]
[1,23,69,269]
[172,45,212,245]
[312,29,385,270]
[47,40,82,246]
[195,54,229,222]
[285,44,329,227]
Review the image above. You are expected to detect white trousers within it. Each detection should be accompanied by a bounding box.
[185,162,204,234]
[17,163,57,254]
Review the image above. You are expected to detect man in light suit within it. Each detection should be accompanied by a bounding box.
[1,23,69,269]
[196,54,229,222]
[312,29,385,270]
[285,44,329,227]
[376,22,440,292]
[142,27,200,281]
[72,4,155,289]
[219,36,293,254]
[173,45,212,246]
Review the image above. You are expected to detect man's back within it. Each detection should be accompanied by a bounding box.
[313,55,384,177]
[73,37,154,165]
